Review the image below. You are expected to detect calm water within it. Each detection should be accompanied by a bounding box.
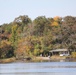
[0,61,76,75]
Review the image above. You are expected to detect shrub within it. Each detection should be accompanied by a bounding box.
[71,52,76,58]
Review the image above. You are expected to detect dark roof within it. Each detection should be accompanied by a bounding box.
[49,49,68,52]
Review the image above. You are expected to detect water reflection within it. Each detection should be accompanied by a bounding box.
[0,73,76,75]
[0,62,76,75]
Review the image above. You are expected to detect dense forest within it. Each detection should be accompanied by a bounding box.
[0,15,76,59]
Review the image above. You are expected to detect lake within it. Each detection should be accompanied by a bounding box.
[0,61,76,75]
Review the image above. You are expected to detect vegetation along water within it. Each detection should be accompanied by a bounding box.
[0,15,76,61]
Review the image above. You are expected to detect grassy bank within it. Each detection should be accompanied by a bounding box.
[0,57,16,63]
[31,56,50,62]
[50,55,67,60]
[0,55,75,63]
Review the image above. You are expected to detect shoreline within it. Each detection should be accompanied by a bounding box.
[0,56,76,63]
[0,57,16,63]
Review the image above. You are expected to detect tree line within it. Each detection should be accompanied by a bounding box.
[0,15,76,59]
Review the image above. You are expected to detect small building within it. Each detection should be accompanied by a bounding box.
[49,49,70,56]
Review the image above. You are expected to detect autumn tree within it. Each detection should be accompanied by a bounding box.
[14,15,32,32]
[10,25,18,49]
[61,16,76,49]
[0,40,14,59]
[33,16,50,36]
[15,36,33,59]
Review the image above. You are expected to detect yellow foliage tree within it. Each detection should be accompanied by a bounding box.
[51,16,61,26]
[52,21,59,26]
[53,16,61,21]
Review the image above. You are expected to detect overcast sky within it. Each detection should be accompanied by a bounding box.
[0,0,76,25]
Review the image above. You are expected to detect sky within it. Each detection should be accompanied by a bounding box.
[0,0,76,25]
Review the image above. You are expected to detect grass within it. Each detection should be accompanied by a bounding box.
[50,55,67,60]
[0,57,16,63]
[31,56,50,62]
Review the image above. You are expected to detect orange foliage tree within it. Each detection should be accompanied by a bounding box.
[51,16,62,26]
